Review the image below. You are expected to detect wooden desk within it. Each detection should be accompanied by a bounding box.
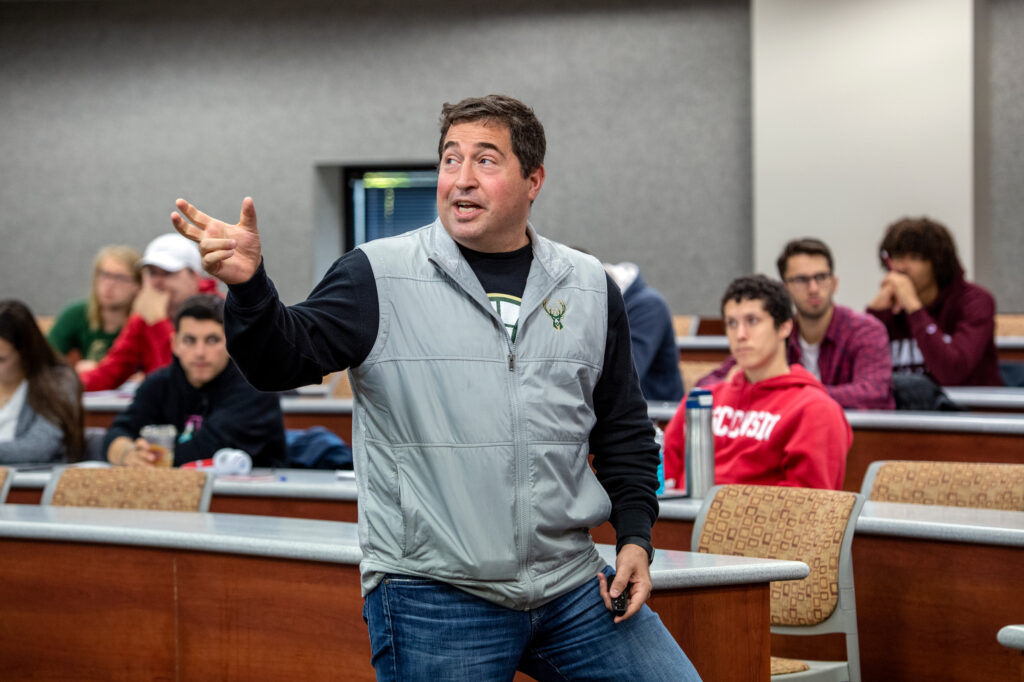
[610,498,1024,682]
[843,411,1024,493]
[0,505,806,682]
[676,335,1024,363]
[84,394,356,442]
[675,335,729,362]
[8,467,361,522]
[946,387,1024,413]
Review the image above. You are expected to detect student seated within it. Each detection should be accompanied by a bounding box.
[604,261,684,401]
[699,238,893,409]
[0,300,84,464]
[103,295,286,467]
[867,216,1001,386]
[80,233,216,392]
[663,275,851,491]
[48,245,141,372]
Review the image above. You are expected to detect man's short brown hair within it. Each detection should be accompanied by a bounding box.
[438,95,546,178]
[776,238,834,279]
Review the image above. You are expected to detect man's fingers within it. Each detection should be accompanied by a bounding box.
[203,248,235,270]
[625,581,650,620]
[239,196,259,232]
[596,572,614,610]
[171,212,204,243]
[200,237,237,254]
[175,197,216,229]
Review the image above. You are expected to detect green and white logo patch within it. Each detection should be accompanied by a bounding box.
[489,293,522,342]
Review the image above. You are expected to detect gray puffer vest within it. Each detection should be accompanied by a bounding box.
[351,219,611,610]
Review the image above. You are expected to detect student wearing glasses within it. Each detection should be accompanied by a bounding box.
[48,245,141,372]
[698,238,894,409]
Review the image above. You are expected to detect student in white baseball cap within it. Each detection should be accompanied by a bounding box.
[80,233,215,392]
[139,233,203,274]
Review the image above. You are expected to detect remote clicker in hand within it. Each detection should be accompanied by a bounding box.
[611,583,631,617]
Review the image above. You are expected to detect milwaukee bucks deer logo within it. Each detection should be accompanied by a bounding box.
[542,299,567,331]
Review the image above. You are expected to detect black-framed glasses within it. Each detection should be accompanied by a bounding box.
[785,272,832,287]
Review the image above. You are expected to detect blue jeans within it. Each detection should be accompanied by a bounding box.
[362,566,702,681]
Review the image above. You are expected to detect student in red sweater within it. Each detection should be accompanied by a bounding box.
[79,233,216,392]
[663,274,851,491]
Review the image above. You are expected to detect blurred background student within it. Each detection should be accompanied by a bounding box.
[0,299,84,464]
[48,245,141,373]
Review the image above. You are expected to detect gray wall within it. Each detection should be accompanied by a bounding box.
[0,0,750,316]
[2,0,1021,318]
[985,0,1024,309]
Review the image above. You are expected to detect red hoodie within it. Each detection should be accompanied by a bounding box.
[663,365,851,491]
[80,278,221,392]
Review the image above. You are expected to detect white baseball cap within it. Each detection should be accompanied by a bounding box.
[139,233,202,273]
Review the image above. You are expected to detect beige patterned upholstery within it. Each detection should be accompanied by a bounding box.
[42,467,213,512]
[694,484,865,680]
[696,485,856,626]
[771,657,811,675]
[0,466,11,503]
[864,460,1024,511]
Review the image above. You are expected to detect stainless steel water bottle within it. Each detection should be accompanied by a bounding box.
[684,388,715,498]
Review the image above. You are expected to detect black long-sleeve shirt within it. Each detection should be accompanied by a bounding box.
[103,358,287,467]
[225,247,659,556]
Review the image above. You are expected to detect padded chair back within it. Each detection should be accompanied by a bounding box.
[862,460,1024,511]
[0,467,11,503]
[41,466,214,512]
[672,314,697,337]
[693,484,865,680]
[678,360,722,396]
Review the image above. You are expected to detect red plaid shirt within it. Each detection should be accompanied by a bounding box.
[698,304,894,409]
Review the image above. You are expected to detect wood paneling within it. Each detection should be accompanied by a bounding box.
[844,429,1024,493]
[0,539,375,681]
[209,495,358,522]
[0,535,774,682]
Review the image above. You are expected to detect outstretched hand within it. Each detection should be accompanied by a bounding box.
[171,197,262,285]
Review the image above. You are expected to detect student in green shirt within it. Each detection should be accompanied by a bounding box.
[48,245,141,371]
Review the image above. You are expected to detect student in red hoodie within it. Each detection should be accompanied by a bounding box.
[663,274,851,491]
[79,233,218,392]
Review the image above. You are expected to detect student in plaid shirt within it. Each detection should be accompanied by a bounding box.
[698,239,894,409]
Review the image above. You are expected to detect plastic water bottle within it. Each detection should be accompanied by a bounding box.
[653,423,666,495]
[684,388,715,498]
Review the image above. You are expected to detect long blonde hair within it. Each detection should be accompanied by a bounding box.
[86,245,141,329]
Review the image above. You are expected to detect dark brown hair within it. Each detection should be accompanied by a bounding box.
[174,294,224,330]
[879,217,962,289]
[720,275,793,329]
[438,95,546,177]
[0,300,84,459]
[776,238,834,279]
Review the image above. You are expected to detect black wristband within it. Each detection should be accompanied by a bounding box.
[616,536,655,565]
